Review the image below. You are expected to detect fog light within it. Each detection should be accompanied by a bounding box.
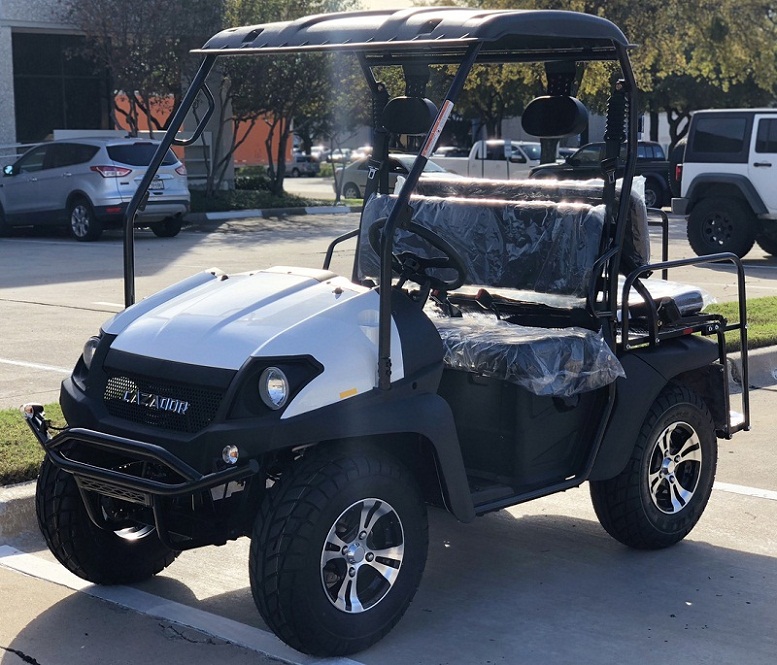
[222,445,239,465]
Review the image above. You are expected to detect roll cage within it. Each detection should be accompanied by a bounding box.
[120,7,748,431]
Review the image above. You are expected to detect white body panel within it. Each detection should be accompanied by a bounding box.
[749,114,777,214]
[105,267,404,418]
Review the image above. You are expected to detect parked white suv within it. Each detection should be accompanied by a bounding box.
[0,138,190,241]
[672,108,777,257]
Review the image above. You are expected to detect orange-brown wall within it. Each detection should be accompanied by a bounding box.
[113,94,290,166]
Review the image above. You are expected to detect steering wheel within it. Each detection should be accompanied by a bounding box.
[368,218,467,291]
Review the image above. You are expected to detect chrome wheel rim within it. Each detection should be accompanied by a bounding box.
[644,187,658,208]
[648,421,702,514]
[71,205,90,237]
[320,498,404,613]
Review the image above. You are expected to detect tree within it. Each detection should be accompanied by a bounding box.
[218,0,359,195]
[439,0,777,151]
[61,0,221,135]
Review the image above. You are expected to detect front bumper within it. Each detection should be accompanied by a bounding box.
[23,403,259,509]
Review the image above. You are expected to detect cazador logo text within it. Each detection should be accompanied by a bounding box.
[122,389,190,415]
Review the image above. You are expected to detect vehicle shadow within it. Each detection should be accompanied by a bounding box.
[5,505,775,664]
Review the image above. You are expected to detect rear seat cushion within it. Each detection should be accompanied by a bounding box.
[427,309,625,396]
[359,194,605,297]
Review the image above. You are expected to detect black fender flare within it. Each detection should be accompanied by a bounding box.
[268,389,476,522]
[589,336,720,481]
[685,174,767,215]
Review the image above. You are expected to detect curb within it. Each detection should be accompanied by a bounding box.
[185,204,360,226]
[0,480,36,540]
[728,346,777,391]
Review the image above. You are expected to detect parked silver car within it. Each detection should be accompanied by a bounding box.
[0,138,190,241]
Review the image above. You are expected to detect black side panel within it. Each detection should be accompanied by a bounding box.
[438,369,604,492]
[590,336,720,481]
[391,288,444,375]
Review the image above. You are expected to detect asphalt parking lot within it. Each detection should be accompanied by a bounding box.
[1,213,776,664]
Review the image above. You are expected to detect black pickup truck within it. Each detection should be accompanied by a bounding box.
[530,140,671,208]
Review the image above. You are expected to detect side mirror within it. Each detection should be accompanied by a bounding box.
[4,164,15,176]
[509,153,527,164]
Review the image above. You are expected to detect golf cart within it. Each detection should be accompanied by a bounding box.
[24,8,750,657]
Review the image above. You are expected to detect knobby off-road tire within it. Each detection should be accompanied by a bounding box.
[590,384,717,549]
[36,457,179,584]
[687,197,756,258]
[249,445,428,656]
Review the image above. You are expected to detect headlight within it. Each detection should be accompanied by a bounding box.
[259,367,289,410]
[82,336,101,370]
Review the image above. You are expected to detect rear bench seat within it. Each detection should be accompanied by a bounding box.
[359,190,626,396]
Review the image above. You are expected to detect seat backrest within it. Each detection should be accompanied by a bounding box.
[412,176,650,272]
[359,193,605,297]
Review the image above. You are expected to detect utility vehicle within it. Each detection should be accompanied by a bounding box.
[24,8,750,657]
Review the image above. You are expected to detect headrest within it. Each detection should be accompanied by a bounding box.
[382,97,438,136]
[521,96,588,139]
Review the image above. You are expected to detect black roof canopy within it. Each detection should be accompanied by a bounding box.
[195,7,630,64]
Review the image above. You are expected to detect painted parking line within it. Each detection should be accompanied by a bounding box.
[714,482,777,502]
[0,358,71,374]
[0,545,363,665]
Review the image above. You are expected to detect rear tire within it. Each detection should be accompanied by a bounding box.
[68,198,102,242]
[590,385,717,549]
[250,444,428,656]
[643,178,663,209]
[687,197,755,258]
[756,225,777,255]
[150,216,183,238]
[36,456,179,584]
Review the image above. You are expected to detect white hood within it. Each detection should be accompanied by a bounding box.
[105,267,404,417]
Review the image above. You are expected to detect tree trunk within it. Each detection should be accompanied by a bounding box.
[649,111,659,142]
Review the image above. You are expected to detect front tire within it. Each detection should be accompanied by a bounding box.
[687,197,756,258]
[250,445,428,656]
[590,385,717,549]
[36,457,179,584]
[68,198,102,242]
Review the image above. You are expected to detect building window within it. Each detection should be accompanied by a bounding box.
[13,33,110,143]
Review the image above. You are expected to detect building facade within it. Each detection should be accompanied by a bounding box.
[0,0,110,147]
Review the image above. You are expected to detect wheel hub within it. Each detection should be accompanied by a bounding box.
[344,543,366,564]
[648,421,702,515]
[320,498,405,614]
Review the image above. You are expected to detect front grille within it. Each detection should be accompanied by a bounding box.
[104,374,223,433]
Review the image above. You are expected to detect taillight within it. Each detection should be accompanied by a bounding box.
[675,164,683,181]
[175,164,187,176]
[91,165,132,178]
